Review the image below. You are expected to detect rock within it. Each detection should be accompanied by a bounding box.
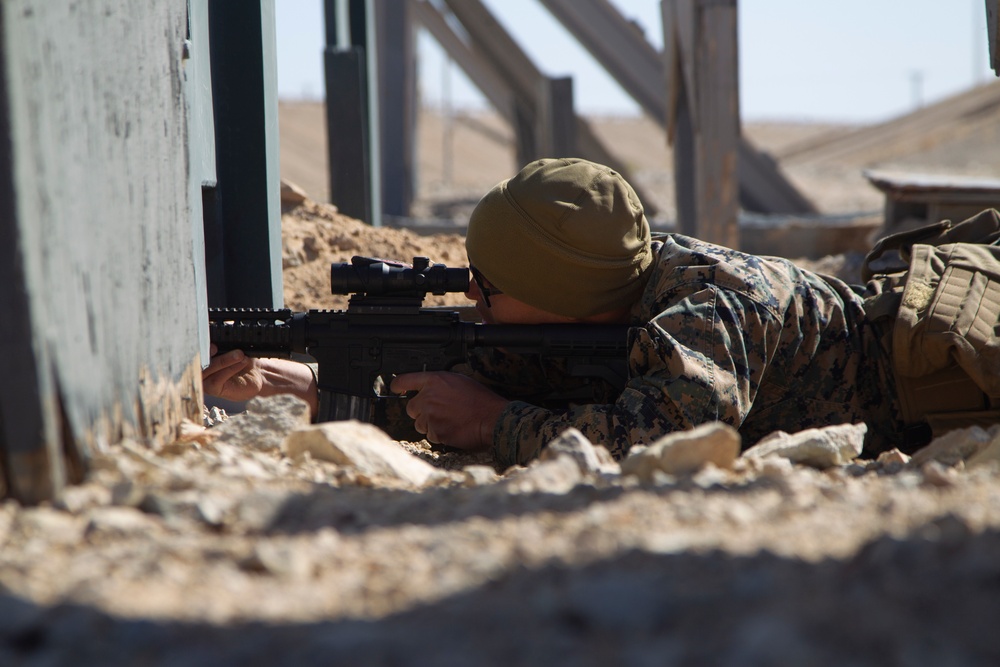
[462,465,499,487]
[195,496,230,527]
[910,426,995,468]
[174,418,217,447]
[755,456,795,479]
[539,428,617,475]
[241,540,314,580]
[236,490,291,533]
[966,437,1000,469]
[110,479,145,507]
[621,422,741,480]
[921,461,958,487]
[17,507,85,545]
[877,448,910,465]
[55,483,112,514]
[742,422,866,469]
[282,420,438,488]
[213,394,312,452]
[84,506,162,538]
[280,179,308,206]
[502,456,584,494]
[203,405,228,427]
[592,444,621,474]
[692,463,731,489]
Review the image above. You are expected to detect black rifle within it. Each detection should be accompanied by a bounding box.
[209,256,629,437]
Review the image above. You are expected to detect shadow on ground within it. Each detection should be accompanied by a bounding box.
[4,520,999,666]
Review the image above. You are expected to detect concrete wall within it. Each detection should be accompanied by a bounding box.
[0,0,204,503]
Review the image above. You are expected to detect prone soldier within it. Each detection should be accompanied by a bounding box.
[204,157,1000,468]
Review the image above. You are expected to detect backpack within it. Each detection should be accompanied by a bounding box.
[862,208,1000,443]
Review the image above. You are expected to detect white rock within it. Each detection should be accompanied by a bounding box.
[213,394,312,452]
[592,444,621,474]
[921,461,958,487]
[621,422,741,480]
[462,465,499,487]
[876,448,910,466]
[282,420,438,488]
[911,426,995,468]
[967,438,1000,469]
[236,490,290,532]
[692,463,731,489]
[280,179,308,205]
[244,540,314,580]
[85,506,162,537]
[742,422,866,469]
[756,456,795,479]
[502,456,584,494]
[539,428,617,475]
[55,483,112,514]
[18,507,85,544]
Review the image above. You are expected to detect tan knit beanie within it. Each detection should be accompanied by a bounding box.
[465,158,653,318]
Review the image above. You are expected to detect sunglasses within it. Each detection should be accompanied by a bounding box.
[469,265,503,308]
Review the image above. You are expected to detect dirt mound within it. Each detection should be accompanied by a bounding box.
[280,196,472,311]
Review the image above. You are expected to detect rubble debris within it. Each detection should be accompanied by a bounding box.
[910,425,998,468]
[621,422,741,481]
[742,422,867,469]
[282,420,440,488]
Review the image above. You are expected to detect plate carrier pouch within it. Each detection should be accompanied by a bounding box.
[862,208,1000,443]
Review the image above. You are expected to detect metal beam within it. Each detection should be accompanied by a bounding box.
[207,0,283,307]
[422,0,653,213]
[540,0,815,216]
[410,0,514,123]
[374,0,415,218]
[536,76,577,157]
[325,47,373,223]
[440,0,541,164]
[539,0,666,120]
[988,0,999,75]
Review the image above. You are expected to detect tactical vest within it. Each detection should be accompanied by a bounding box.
[862,208,1000,446]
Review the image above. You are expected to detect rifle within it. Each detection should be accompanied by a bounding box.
[209,256,630,438]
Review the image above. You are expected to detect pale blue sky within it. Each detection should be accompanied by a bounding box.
[275,0,997,123]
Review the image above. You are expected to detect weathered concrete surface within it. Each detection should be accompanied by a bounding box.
[0,0,202,502]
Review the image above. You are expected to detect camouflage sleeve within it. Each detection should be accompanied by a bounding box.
[492,285,779,468]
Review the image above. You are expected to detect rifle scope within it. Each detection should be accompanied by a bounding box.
[330,256,470,296]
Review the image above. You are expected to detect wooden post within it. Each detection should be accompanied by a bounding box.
[663,0,739,249]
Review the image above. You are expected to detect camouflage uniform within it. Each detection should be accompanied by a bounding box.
[478,235,903,468]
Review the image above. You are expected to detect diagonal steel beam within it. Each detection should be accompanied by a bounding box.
[411,0,515,124]
[539,0,816,215]
[414,0,658,213]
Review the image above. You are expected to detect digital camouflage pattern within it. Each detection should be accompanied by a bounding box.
[473,235,905,469]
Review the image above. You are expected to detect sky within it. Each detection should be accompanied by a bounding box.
[275,0,997,124]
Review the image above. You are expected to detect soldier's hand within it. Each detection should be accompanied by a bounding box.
[391,372,507,450]
[202,346,265,402]
[202,345,318,416]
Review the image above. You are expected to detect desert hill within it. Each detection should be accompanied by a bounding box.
[279,80,1000,226]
